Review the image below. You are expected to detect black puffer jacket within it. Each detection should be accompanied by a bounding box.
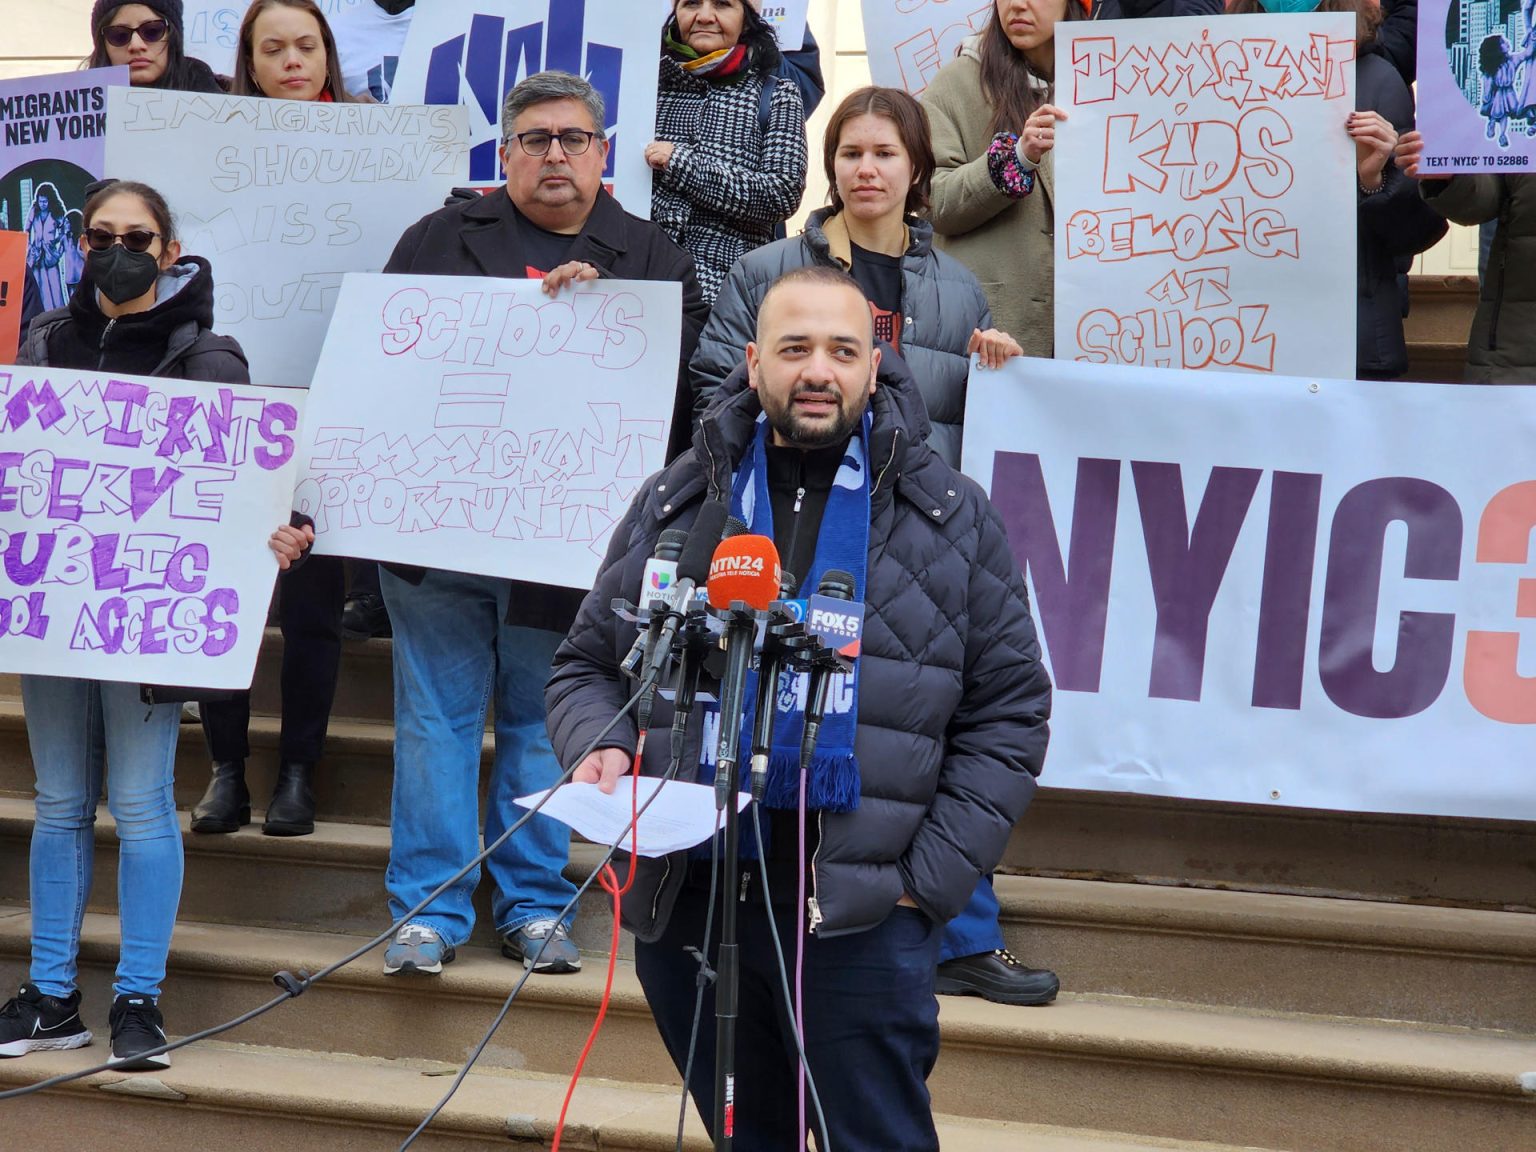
[545,355,1052,942]
[18,255,249,382]
[690,208,992,467]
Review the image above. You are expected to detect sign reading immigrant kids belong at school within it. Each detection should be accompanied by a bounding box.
[1416,0,1536,172]
[391,1,660,217]
[0,368,305,689]
[294,274,681,589]
[963,357,1536,824]
[0,68,129,325]
[104,90,469,388]
[1054,16,1357,380]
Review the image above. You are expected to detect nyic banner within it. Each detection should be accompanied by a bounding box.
[1054,16,1357,380]
[392,0,660,216]
[1416,0,1536,172]
[963,356,1536,823]
[293,273,681,588]
[0,368,305,688]
[104,89,469,388]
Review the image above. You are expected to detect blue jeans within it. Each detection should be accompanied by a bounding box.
[380,567,576,947]
[939,875,1005,964]
[22,675,182,1000]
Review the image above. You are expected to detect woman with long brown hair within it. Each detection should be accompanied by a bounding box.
[229,0,362,102]
[921,0,1084,354]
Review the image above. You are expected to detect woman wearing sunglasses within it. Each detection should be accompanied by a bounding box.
[85,1,225,94]
[5,179,313,1071]
[191,0,361,846]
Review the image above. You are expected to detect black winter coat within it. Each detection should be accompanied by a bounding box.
[1356,54,1447,378]
[545,356,1053,942]
[19,255,249,383]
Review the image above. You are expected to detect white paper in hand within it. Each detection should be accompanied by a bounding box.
[515,779,749,857]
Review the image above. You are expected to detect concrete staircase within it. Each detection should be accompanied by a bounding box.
[0,629,1533,1151]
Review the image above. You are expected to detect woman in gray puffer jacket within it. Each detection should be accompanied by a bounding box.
[647,0,807,304]
[690,86,1020,468]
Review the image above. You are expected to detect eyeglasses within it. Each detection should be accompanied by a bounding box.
[103,20,169,48]
[85,227,161,253]
[506,129,601,157]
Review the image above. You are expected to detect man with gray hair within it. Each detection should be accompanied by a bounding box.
[375,71,706,978]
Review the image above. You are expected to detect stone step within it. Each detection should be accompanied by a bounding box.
[0,911,1531,1152]
[2,796,1531,1031]
[0,1043,1284,1152]
[2,693,1534,911]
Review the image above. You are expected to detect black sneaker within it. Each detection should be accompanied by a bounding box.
[108,994,170,1070]
[935,950,1060,1006]
[0,984,92,1057]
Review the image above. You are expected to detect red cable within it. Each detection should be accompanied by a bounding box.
[550,735,646,1151]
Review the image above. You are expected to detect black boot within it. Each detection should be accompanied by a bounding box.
[190,761,249,834]
[263,761,316,837]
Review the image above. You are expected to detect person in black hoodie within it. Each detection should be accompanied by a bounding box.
[86,1,227,94]
[7,179,311,1072]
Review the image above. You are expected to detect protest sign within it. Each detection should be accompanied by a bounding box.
[963,356,1536,822]
[0,68,129,322]
[0,368,305,689]
[294,273,681,588]
[183,0,366,78]
[391,0,661,217]
[755,1,811,51]
[104,89,469,388]
[1416,0,1536,173]
[1054,16,1357,380]
[861,0,993,95]
[0,232,23,363]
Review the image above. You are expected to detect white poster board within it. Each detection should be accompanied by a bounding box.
[758,1,811,52]
[104,89,469,388]
[0,368,304,688]
[963,356,1536,822]
[1054,16,1357,380]
[183,0,366,79]
[861,0,993,95]
[392,0,660,218]
[294,273,681,587]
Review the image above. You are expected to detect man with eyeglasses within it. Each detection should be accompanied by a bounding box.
[373,71,707,980]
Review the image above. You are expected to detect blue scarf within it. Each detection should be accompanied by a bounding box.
[704,414,869,813]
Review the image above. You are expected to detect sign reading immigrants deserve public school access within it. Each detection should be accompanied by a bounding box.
[1054,16,1357,380]
[293,273,681,589]
[391,1,661,217]
[1415,0,1536,172]
[103,89,469,388]
[0,368,305,689]
[861,0,994,96]
[963,357,1536,823]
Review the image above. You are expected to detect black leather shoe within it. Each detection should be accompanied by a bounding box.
[341,593,391,640]
[262,761,316,836]
[189,760,249,834]
[935,950,1060,1006]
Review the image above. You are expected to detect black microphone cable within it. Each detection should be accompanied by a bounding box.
[0,674,660,1103]
[674,807,721,1152]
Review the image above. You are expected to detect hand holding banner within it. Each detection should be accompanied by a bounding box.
[293,273,681,590]
[0,368,305,689]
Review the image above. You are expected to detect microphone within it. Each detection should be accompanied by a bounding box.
[640,501,729,688]
[800,569,862,772]
[706,533,782,810]
[621,528,689,679]
[749,568,797,801]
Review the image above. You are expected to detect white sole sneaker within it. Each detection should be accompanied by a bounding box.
[0,1031,93,1057]
[108,1047,170,1070]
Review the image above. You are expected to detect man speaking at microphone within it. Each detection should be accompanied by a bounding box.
[546,265,1051,1150]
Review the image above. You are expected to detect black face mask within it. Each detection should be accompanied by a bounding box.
[87,245,162,306]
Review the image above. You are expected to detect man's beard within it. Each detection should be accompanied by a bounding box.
[764,386,868,448]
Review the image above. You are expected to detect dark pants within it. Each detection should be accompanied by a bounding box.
[635,883,943,1152]
[201,552,345,763]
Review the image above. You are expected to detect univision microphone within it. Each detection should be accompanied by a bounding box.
[621,528,688,679]
[705,533,781,809]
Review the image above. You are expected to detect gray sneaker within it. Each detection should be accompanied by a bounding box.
[383,923,455,975]
[501,919,581,973]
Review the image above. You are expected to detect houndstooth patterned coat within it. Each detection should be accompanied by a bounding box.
[651,54,807,304]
